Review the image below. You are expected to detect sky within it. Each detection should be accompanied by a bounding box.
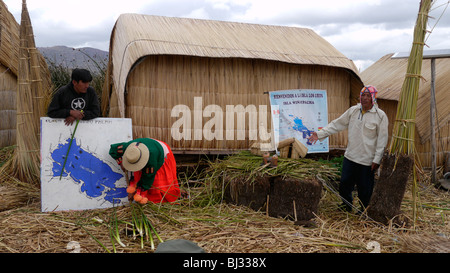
[3,0,450,71]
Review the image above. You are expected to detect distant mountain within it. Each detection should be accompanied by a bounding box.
[38,46,109,73]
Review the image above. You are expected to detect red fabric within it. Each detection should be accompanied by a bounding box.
[146,141,180,203]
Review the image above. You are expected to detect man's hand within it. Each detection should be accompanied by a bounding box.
[65,110,84,126]
[371,163,380,171]
[308,132,319,145]
[64,116,76,126]
[70,110,85,120]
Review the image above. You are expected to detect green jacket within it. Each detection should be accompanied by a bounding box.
[109,138,165,190]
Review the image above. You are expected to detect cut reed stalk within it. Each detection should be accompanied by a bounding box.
[387,0,434,225]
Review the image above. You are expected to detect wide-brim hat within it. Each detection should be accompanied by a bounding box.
[122,142,149,172]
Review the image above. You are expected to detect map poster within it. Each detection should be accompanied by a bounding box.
[269,89,329,153]
[40,117,133,212]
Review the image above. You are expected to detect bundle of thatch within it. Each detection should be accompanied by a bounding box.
[367,153,413,225]
[0,0,53,184]
[368,0,433,224]
[277,137,308,159]
[202,151,339,221]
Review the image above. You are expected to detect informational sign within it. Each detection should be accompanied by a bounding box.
[40,117,133,212]
[269,89,329,153]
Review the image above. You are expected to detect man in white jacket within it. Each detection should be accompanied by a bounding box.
[308,86,389,212]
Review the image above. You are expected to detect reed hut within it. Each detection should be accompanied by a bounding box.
[361,52,450,169]
[0,1,20,148]
[102,14,363,154]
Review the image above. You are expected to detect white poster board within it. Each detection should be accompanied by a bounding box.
[269,89,329,153]
[40,117,133,212]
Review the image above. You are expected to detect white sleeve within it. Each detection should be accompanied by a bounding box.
[316,106,355,141]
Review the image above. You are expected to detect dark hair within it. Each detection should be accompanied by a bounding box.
[71,68,93,82]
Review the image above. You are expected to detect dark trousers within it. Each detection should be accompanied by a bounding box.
[339,157,375,211]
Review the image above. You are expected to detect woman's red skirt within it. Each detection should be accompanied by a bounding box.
[146,141,180,203]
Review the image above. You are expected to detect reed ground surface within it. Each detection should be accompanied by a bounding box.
[0,147,449,254]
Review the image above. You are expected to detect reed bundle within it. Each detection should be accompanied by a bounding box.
[368,0,433,223]
[193,151,340,206]
[0,0,53,184]
[204,151,340,182]
[383,0,433,224]
[389,0,432,155]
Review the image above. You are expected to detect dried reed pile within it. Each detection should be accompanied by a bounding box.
[0,180,39,212]
[0,143,449,253]
[0,171,448,253]
[193,151,340,206]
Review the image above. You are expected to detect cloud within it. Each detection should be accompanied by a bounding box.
[228,0,450,70]
[6,0,150,49]
[140,0,250,21]
[4,0,450,71]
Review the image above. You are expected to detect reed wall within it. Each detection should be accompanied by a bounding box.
[0,65,17,147]
[108,55,362,153]
[0,1,20,148]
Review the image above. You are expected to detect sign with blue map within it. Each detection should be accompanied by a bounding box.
[40,117,133,212]
[269,90,329,153]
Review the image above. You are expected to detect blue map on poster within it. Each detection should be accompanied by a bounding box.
[291,116,315,140]
[50,138,128,204]
[269,89,329,153]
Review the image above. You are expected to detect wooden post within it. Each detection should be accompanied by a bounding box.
[430,58,436,184]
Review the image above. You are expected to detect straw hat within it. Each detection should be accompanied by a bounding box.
[122,142,149,172]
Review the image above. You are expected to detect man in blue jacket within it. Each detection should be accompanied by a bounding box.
[47,68,100,125]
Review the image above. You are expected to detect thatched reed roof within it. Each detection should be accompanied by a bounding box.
[105,14,360,117]
[0,1,20,76]
[361,52,450,144]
